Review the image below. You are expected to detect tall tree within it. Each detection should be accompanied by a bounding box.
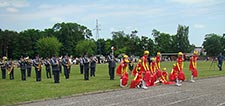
[75,40,96,56]
[202,33,223,56]
[36,37,62,58]
[174,25,191,52]
[52,22,92,56]
[0,29,19,58]
[15,29,42,58]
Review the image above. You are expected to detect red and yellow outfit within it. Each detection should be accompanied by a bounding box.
[177,53,185,81]
[116,55,129,87]
[130,60,143,88]
[156,52,161,70]
[169,64,178,81]
[189,55,198,77]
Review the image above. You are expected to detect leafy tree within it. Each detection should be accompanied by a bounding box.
[15,29,43,58]
[202,33,223,56]
[36,37,62,58]
[174,25,191,52]
[0,29,19,58]
[52,22,92,56]
[75,40,96,56]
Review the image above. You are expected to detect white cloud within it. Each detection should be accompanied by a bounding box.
[194,24,205,29]
[0,0,29,8]
[0,0,10,7]
[6,7,18,12]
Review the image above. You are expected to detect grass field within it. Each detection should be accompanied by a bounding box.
[0,61,225,105]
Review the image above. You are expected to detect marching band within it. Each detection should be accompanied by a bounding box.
[0,50,199,88]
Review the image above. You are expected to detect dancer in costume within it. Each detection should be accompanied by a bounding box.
[141,51,150,88]
[116,54,130,87]
[176,52,185,86]
[130,58,147,89]
[189,51,198,82]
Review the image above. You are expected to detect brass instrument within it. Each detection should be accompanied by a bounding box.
[8,62,14,74]
[37,61,42,71]
[67,59,71,69]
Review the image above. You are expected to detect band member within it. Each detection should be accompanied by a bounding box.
[0,56,7,79]
[107,53,116,80]
[79,56,84,74]
[18,57,26,81]
[7,59,14,80]
[128,55,135,74]
[62,55,71,79]
[156,52,161,69]
[58,56,62,73]
[51,55,60,83]
[176,52,185,86]
[44,58,52,79]
[116,54,129,87]
[189,51,198,82]
[33,55,42,82]
[26,57,32,77]
[83,53,90,80]
[141,50,150,88]
[90,54,98,77]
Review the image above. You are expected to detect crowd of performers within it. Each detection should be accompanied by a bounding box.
[116,50,199,89]
[0,54,98,83]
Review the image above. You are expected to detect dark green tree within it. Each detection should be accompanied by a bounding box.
[52,22,92,56]
[202,33,223,56]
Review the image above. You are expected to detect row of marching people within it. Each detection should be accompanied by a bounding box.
[116,50,199,89]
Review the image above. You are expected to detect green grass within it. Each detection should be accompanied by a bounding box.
[0,61,224,105]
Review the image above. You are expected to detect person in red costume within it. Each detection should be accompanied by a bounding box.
[189,51,198,82]
[169,64,178,82]
[156,52,161,70]
[116,54,130,87]
[159,68,175,85]
[130,58,147,89]
[141,50,150,88]
[149,58,158,86]
[176,52,185,86]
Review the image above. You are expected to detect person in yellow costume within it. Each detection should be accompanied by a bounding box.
[189,51,198,82]
[116,54,130,87]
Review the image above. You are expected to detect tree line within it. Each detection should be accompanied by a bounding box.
[0,22,223,59]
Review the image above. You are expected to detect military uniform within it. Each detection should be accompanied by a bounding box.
[79,57,84,74]
[83,55,90,80]
[7,60,14,80]
[90,55,97,77]
[33,57,42,82]
[26,59,32,77]
[107,53,116,80]
[0,57,7,79]
[62,56,70,79]
[18,58,26,81]
[44,59,52,78]
[51,56,60,83]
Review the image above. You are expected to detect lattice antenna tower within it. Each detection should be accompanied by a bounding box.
[94,19,101,40]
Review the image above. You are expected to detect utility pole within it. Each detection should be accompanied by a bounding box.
[94,19,101,55]
[94,19,101,40]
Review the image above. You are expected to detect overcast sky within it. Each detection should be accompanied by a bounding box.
[0,0,225,46]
